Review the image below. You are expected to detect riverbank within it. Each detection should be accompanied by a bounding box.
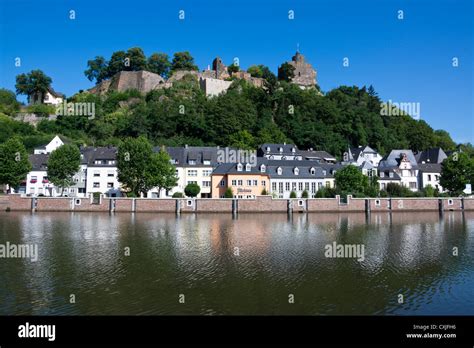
[1,194,473,213]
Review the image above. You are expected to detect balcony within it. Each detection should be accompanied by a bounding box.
[30,179,37,184]
[42,179,49,184]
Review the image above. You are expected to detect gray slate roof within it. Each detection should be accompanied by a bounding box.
[379,150,418,169]
[415,148,447,164]
[29,154,49,171]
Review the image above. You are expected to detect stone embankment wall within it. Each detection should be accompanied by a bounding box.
[1,195,473,214]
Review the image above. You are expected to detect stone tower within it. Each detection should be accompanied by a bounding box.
[212,57,230,80]
[279,51,317,89]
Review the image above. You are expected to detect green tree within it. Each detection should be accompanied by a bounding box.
[228,63,240,75]
[302,189,309,198]
[228,130,255,150]
[117,137,175,196]
[290,191,297,198]
[433,130,456,151]
[278,62,295,82]
[147,53,171,78]
[84,56,108,83]
[384,183,413,197]
[47,144,81,195]
[126,47,147,71]
[0,89,21,115]
[224,187,233,198]
[171,51,198,72]
[247,65,263,78]
[0,137,31,193]
[184,183,200,197]
[335,165,369,197]
[107,50,128,77]
[422,184,435,197]
[440,152,474,195]
[15,70,52,104]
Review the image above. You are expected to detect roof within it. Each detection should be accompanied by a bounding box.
[28,154,49,171]
[418,163,442,173]
[378,169,402,181]
[257,143,299,156]
[47,87,65,98]
[212,159,342,178]
[299,150,336,162]
[349,145,378,161]
[415,148,447,164]
[379,149,418,169]
[162,146,222,167]
[86,146,117,166]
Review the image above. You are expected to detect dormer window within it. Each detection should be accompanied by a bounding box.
[389,172,394,178]
[322,170,327,176]
[310,167,316,175]
[380,172,385,178]
[277,167,282,175]
[279,147,283,153]
[245,163,251,172]
[188,159,196,165]
[260,164,266,173]
[237,163,243,171]
[294,167,299,175]
[291,147,296,153]
[266,146,270,153]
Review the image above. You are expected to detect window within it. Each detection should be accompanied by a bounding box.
[292,182,297,191]
[272,182,277,191]
[389,172,394,178]
[247,180,252,186]
[266,146,270,153]
[260,164,266,172]
[318,182,322,189]
[188,170,197,177]
[203,160,211,165]
[78,188,86,193]
[253,180,258,186]
[237,180,243,186]
[245,163,251,172]
[305,182,309,190]
[231,180,237,186]
[220,180,225,187]
[311,183,316,193]
[285,182,290,191]
[93,182,100,188]
[188,181,197,185]
[107,183,114,188]
[279,182,284,193]
[325,181,330,187]
[292,147,296,153]
[108,160,115,165]
[294,167,299,175]
[322,170,327,176]
[279,147,283,153]
[435,175,439,181]
[107,171,114,177]
[427,174,432,181]
[237,163,243,171]
[380,172,385,178]
[277,167,282,175]
[409,182,417,189]
[202,181,211,187]
[261,180,266,187]
[381,183,386,189]
[310,167,315,175]
[70,188,75,193]
[93,171,100,177]
[298,182,303,191]
[188,160,196,165]
[203,170,211,176]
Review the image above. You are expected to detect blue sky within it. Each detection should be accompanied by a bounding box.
[0,0,472,143]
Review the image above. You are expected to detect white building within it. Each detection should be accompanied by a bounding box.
[378,150,419,191]
[267,161,338,198]
[30,88,64,106]
[150,146,220,198]
[33,135,67,154]
[85,147,121,197]
[346,145,383,167]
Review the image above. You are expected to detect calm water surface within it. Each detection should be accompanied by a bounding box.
[0,211,473,315]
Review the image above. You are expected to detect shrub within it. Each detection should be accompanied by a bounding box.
[172,192,184,198]
[224,187,233,198]
[184,183,200,197]
[302,190,309,198]
[261,188,268,195]
[289,191,297,198]
[27,103,56,117]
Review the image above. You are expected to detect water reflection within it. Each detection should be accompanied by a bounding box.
[0,211,472,315]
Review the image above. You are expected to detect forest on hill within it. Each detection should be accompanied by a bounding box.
[0,47,467,158]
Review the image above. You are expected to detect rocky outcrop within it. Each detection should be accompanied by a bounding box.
[88,70,166,95]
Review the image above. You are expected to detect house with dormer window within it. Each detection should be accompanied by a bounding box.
[211,159,269,198]
[378,150,419,191]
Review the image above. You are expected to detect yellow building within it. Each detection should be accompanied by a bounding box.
[211,162,269,198]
